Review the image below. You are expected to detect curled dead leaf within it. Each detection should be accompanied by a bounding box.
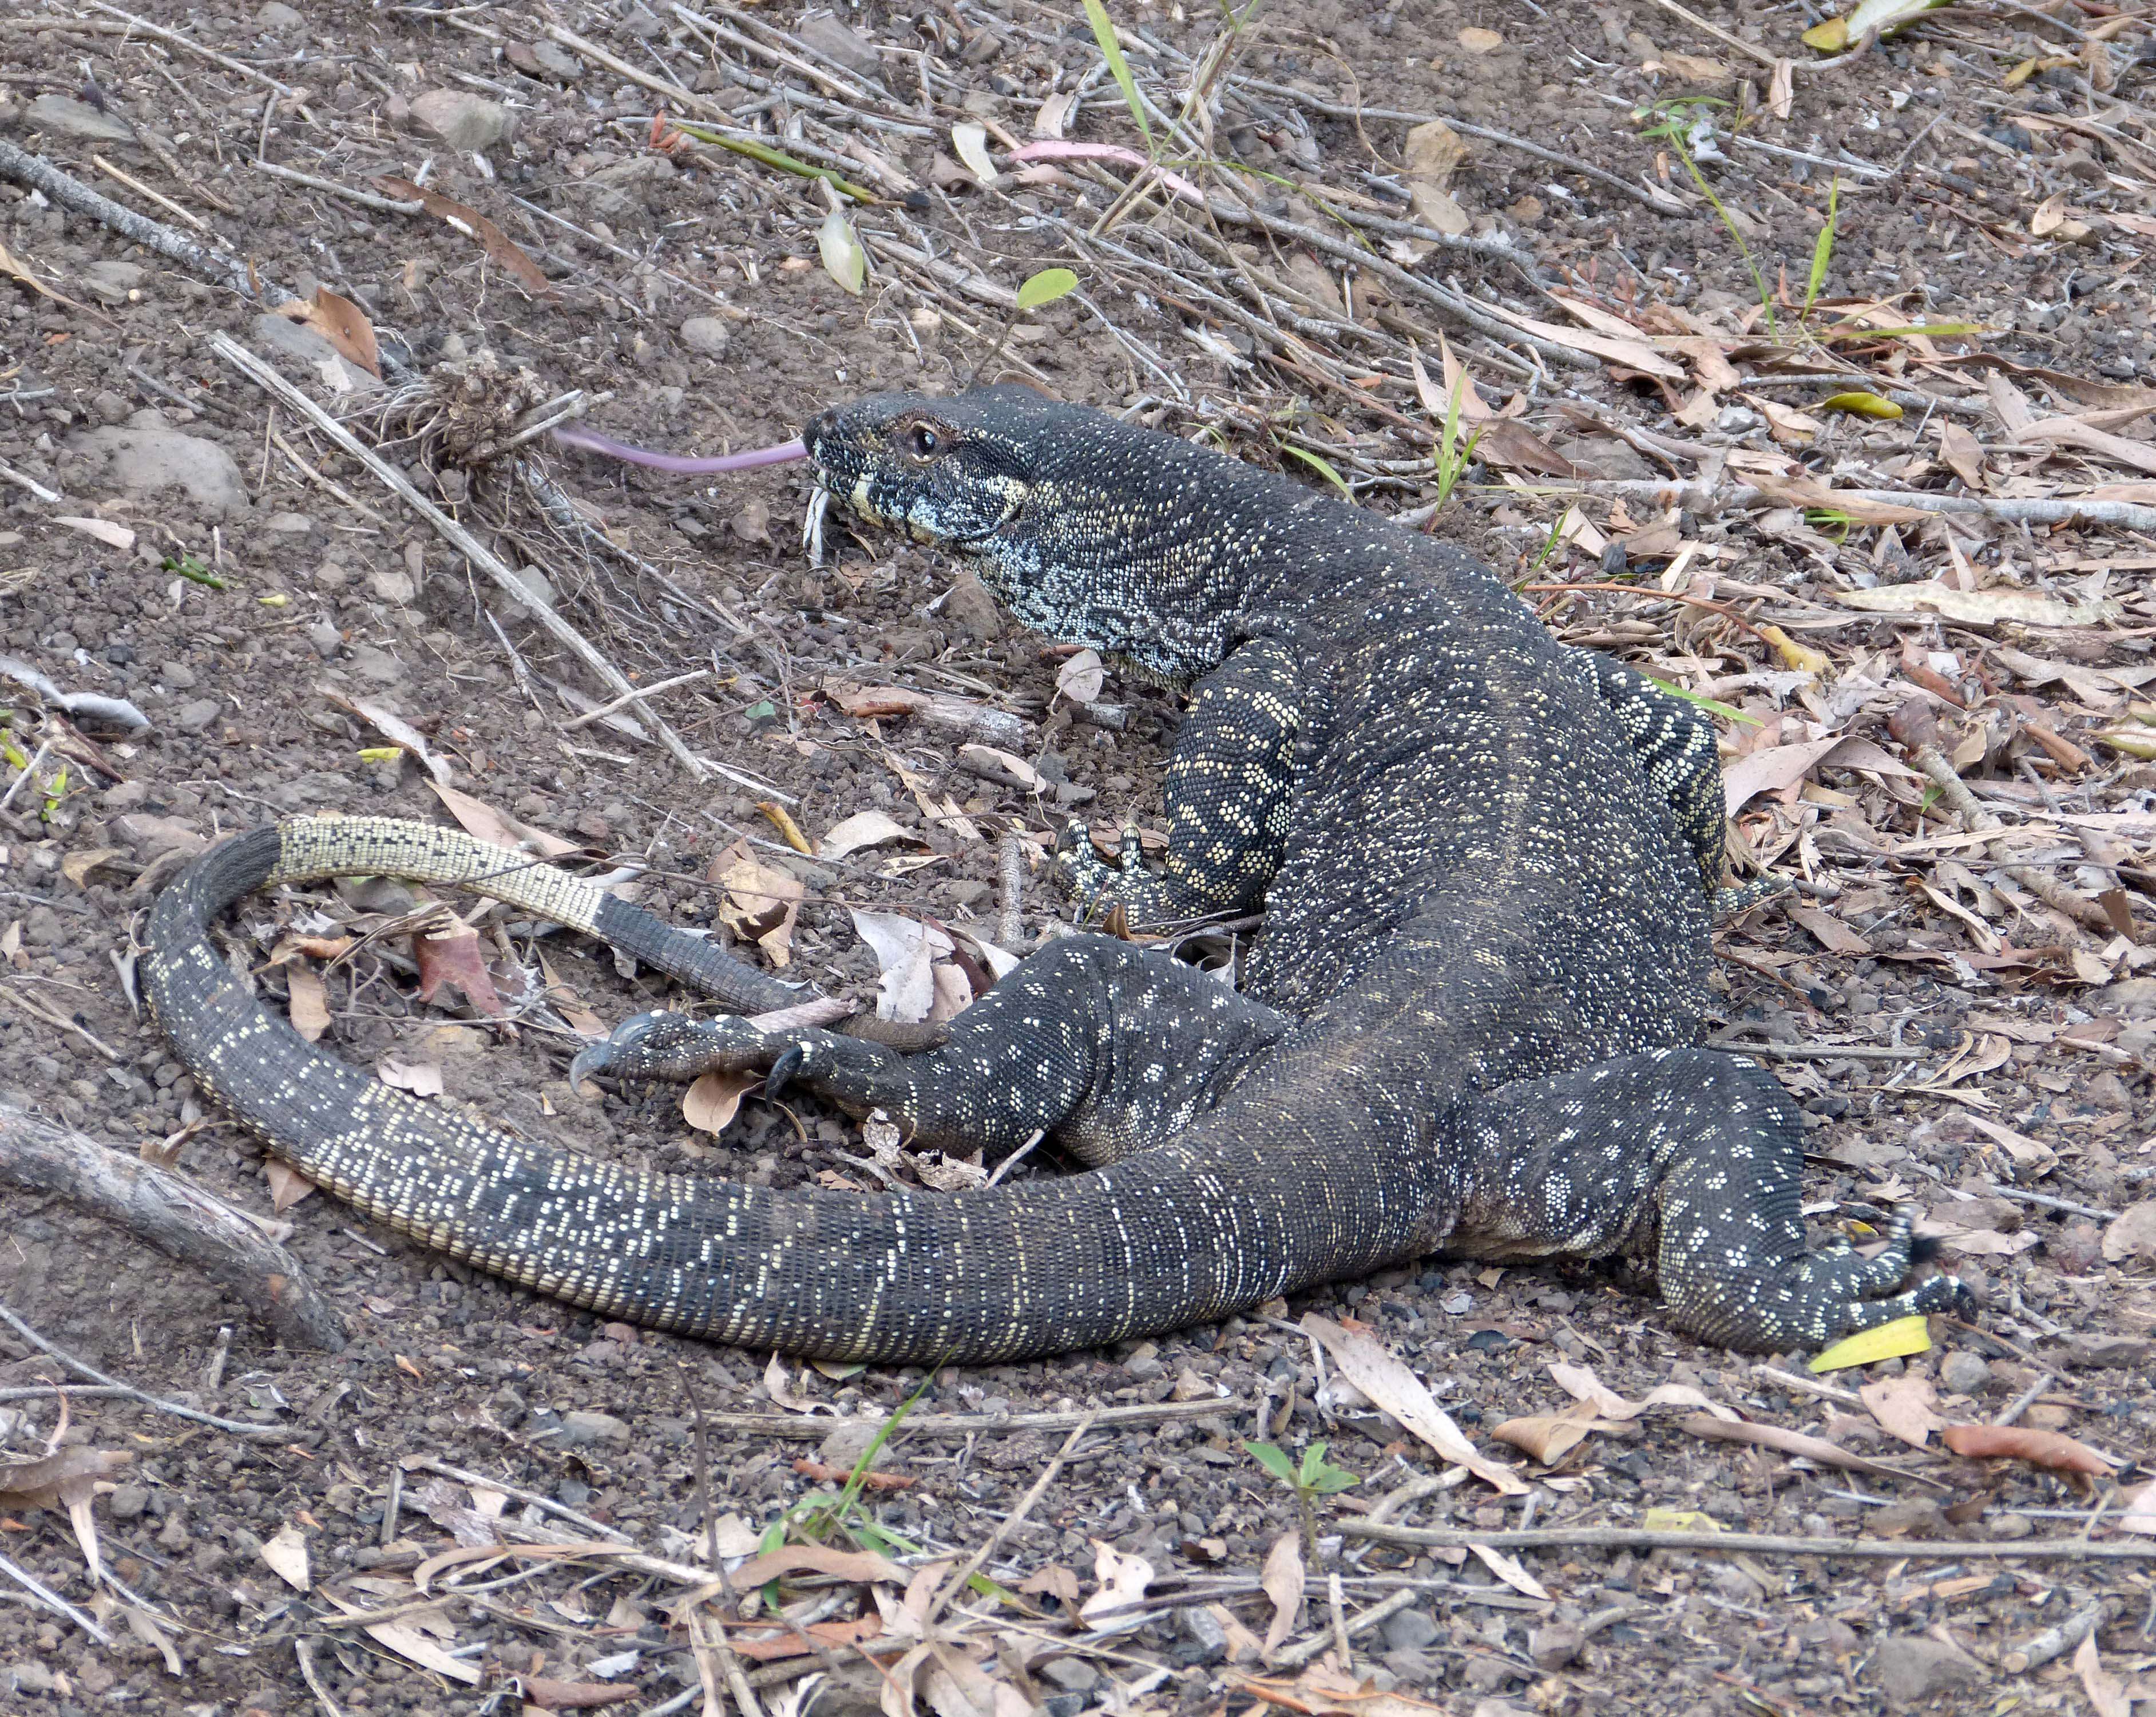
[1941,1422,2113,1480]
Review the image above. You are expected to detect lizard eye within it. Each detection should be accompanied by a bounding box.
[901,422,945,461]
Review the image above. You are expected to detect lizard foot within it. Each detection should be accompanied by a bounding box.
[569,1012,781,1088]
[1053,821,1147,927]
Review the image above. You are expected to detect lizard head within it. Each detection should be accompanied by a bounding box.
[805,386,1245,682]
[804,386,1049,549]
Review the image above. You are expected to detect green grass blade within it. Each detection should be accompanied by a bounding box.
[1804,175,1838,318]
[667,120,876,203]
[1642,672,1759,725]
[1279,443,1353,502]
[1083,0,1152,147]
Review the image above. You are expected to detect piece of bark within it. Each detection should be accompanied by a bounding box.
[0,1097,346,1350]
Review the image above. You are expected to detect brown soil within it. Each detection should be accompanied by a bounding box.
[0,2,2151,1715]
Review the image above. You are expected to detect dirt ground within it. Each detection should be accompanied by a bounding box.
[0,0,2153,1713]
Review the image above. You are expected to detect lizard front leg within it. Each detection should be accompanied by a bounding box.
[573,933,1291,1168]
[1060,638,1300,931]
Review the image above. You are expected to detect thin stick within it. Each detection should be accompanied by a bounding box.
[1342,1519,2156,1561]
[398,1456,632,1543]
[0,1549,112,1644]
[82,0,299,94]
[0,139,274,305]
[929,1411,1097,1623]
[561,669,711,730]
[1634,0,1786,65]
[1721,1041,1933,1063]
[0,1099,345,1350]
[210,334,710,782]
[1532,477,2156,535]
[92,153,210,231]
[1273,1581,1414,1671]
[1914,743,2125,940]
[0,1301,292,1437]
[252,160,423,215]
[293,1637,348,1717]
[683,1399,1238,1439]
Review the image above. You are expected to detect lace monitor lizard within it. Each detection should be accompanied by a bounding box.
[145,386,1961,1362]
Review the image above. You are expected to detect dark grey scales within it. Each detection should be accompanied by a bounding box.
[145,386,1961,1362]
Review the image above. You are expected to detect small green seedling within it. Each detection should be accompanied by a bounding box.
[1016,267,1079,311]
[161,552,227,590]
[1803,175,1840,322]
[1430,371,1483,513]
[973,268,1082,383]
[1246,1439,1358,1556]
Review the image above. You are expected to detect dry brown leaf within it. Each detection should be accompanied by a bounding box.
[0,239,96,317]
[519,1674,639,1710]
[60,846,122,888]
[730,1545,907,1588]
[323,1592,482,1684]
[1018,1564,1080,1604]
[265,1159,316,1213]
[1834,579,2122,628]
[2101,1200,2156,1263]
[377,1057,445,1097]
[1259,1529,1303,1656]
[683,1069,758,1136]
[1469,1540,1550,1600]
[1491,1411,1598,1463]
[850,910,952,1023]
[1941,1422,2113,1478]
[1859,1372,1943,1448]
[2016,414,2156,476]
[1473,299,1685,378]
[1721,734,1860,813]
[284,286,381,378]
[1937,420,1988,489]
[724,1615,886,1663]
[2076,1635,2132,1717]
[429,781,581,857]
[376,177,553,295]
[285,962,332,1042]
[822,809,917,860]
[2119,1479,2156,1537]
[1228,1668,1450,1717]
[1301,1315,1525,1494]
[259,1522,311,1590]
[712,840,803,967]
[413,925,507,1018]
[56,517,134,550]
[1458,26,1504,50]
[0,1446,132,1509]
[1055,648,1105,706]
[1788,904,1871,955]
[1078,1537,1153,1625]
[957,743,1045,793]
[1401,120,1471,235]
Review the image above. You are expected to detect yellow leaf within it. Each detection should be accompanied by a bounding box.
[1820,391,1903,420]
[1803,17,1848,50]
[1810,1314,1933,1373]
[357,747,403,763]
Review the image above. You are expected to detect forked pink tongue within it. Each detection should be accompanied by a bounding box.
[554,423,808,473]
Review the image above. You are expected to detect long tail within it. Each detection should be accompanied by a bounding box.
[144,822,1444,1362]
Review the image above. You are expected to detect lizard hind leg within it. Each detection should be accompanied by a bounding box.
[1445,1048,1964,1353]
